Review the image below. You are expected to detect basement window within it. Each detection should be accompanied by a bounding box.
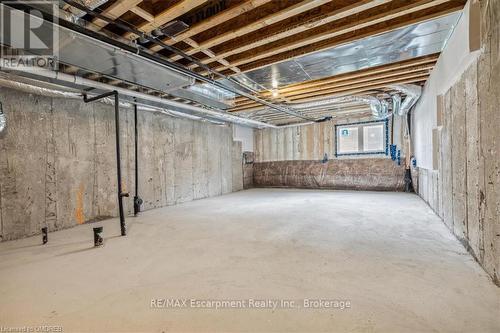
[335,119,389,157]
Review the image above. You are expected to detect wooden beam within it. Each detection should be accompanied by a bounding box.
[180,37,243,74]
[124,0,210,40]
[231,54,438,108]
[230,75,430,112]
[286,72,430,100]
[233,66,434,109]
[149,0,272,52]
[208,0,462,74]
[129,6,154,22]
[286,76,427,103]
[189,0,392,69]
[232,55,439,106]
[168,0,332,62]
[276,54,438,93]
[89,0,142,31]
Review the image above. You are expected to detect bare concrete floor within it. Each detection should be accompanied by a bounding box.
[0,189,499,332]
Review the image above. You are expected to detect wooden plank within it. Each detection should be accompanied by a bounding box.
[89,0,142,31]
[124,0,210,40]
[217,1,465,75]
[168,0,332,61]
[233,65,434,109]
[149,0,271,52]
[187,0,392,68]
[129,6,154,22]
[209,0,460,73]
[181,37,243,74]
[233,56,437,106]
[230,76,428,113]
[276,54,438,93]
[230,73,430,112]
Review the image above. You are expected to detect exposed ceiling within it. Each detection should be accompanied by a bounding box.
[55,0,466,125]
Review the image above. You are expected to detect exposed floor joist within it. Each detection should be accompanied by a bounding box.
[187,0,394,70]
[213,0,465,75]
[58,0,467,124]
[123,0,211,40]
[89,0,142,31]
[229,55,438,111]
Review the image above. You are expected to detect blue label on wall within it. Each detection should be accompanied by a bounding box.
[341,129,349,136]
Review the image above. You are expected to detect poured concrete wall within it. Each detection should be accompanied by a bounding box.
[0,88,243,241]
[253,117,406,191]
[413,1,481,169]
[415,0,499,284]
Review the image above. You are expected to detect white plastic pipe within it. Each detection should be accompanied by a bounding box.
[10,69,277,128]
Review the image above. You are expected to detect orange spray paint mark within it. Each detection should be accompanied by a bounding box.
[75,183,85,224]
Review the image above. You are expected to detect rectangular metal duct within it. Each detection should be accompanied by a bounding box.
[56,25,194,91]
[0,3,194,92]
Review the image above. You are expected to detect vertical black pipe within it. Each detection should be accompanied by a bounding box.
[114,93,127,236]
[134,103,138,199]
[84,91,128,236]
[133,102,142,216]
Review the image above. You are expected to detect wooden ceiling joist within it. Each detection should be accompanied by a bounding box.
[89,0,143,31]
[230,55,438,109]
[59,0,467,124]
[286,72,430,101]
[231,75,429,112]
[274,54,438,94]
[287,76,427,104]
[235,55,437,102]
[148,0,272,52]
[231,76,428,113]
[187,0,393,70]
[124,0,210,40]
[207,0,464,75]
[233,67,433,110]
[129,6,154,22]
[166,0,333,62]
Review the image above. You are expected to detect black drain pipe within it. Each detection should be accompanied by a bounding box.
[133,101,142,216]
[84,91,128,236]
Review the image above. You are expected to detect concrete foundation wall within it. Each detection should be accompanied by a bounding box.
[0,88,243,241]
[415,0,500,284]
[253,117,406,191]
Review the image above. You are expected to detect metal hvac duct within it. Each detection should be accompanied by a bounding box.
[255,95,384,120]
[389,84,422,115]
[392,94,402,116]
[3,69,275,128]
[289,95,381,111]
[56,23,195,92]
[0,75,225,125]
[286,85,421,120]
[0,3,194,93]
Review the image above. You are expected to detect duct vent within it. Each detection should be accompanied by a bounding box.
[161,20,189,38]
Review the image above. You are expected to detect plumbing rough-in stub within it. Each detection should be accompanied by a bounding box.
[41,227,48,245]
[134,196,143,216]
[93,227,104,247]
